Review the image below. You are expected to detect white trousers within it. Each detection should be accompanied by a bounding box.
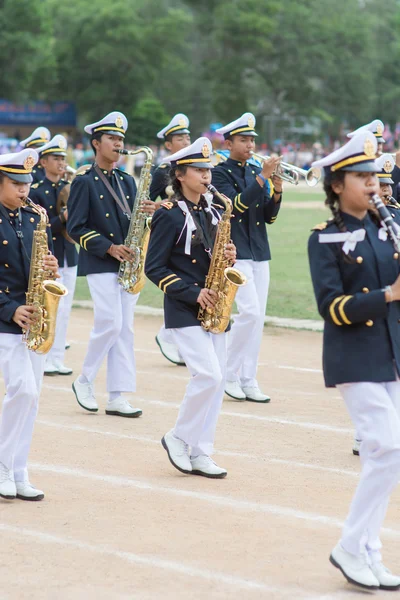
[83,272,139,393]
[227,260,270,387]
[47,257,77,365]
[170,326,227,456]
[0,334,44,481]
[338,380,400,560]
[157,323,173,345]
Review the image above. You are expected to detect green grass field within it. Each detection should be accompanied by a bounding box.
[74,188,328,321]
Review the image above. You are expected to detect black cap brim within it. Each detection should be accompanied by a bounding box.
[188,162,214,169]
[379,177,394,184]
[5,172,33,183]
[377,137,385,144]
[96,130,125,138]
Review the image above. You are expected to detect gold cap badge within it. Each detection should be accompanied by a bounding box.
[384,160,392,173]
[247,115,255,129]
[202,143,210,158]
[376,122,384,135]
[179,117,187,128]
[59,138,67,149]
[364,138,375,158]
[115,115,124,129]
[23,156,36,171]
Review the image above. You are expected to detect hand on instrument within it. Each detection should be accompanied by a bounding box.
[12,305,38,330]
[140,199,156,215]
[197,288,218,310]
[107,244,135,262]
[224,242,236,264]
[261,156,282,180]
[43,253,60,277]
[271,174,283,194]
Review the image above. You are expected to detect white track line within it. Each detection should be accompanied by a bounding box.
[36,419,359,479]
[29,462,400,540]
[43,384,352,435]
[0,524,305,597]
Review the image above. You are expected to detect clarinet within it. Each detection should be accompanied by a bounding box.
[370,193,400,253]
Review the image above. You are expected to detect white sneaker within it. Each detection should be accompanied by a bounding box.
[105,396,142,418]
[242,386,270,403]
[155,335,185,366]
[225,380,246,400]
[371,562,400,590]
[72,376,98,412]
[190,455,227,479]
[53,362,73,376]
[161,430,192,474]
[16,479,44,501]
[329,542,379,589]
[353,438,361,456]
[0,462,16,499]
[44,362,59,376]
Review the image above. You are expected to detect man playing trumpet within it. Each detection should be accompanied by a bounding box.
[212,112,283,403]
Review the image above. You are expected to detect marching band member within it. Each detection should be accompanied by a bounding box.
[67,111,154,418]
[308,130,400,590]
[352,154,400,457]
[30,135,77,376]
[212,113,282,403]
[347,119,386,156]
[150,114,191,367]
[145,137,236,479]
[0,149,58,501]
[20,127,51,184]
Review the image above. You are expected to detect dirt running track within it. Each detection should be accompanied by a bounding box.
[0,308,399,600]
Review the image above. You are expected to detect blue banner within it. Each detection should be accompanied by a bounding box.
[0,100,77,126]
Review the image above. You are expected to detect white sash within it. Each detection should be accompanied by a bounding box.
[318,229,366,254]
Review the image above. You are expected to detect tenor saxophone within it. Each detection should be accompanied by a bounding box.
[23,198,68,354]
[117,147,153,294]
[198,184,247,334]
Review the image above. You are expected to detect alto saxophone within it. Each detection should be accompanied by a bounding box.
[117,147,153,294]
[23,197,68,354]
[198,184,247,334]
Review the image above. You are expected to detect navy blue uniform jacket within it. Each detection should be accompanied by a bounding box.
[66,165,137,276]
[30,177,78,267]
[308,211,400,387]
[211,157,281,261]
[149,164,170,201]
[145,199,225,329]
[0,203,53,334]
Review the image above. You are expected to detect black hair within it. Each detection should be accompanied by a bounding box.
[0,172,5,184]
[324,170,381,261]
[169,166,217,247]
[90,133,103,155]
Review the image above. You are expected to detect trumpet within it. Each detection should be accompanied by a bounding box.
[250,152,321,187]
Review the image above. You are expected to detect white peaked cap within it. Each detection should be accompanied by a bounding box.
[0,148,39,183]
[216,112,257,138]
[20,127,51,148]
[312,131,378,174]
[347,119,385,143]
[84,111,128,138]
[157,114,190,139]
[165,136,214,168]
[37,134,68,156]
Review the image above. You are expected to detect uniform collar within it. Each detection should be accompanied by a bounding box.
[340,210,372,228]
[226,157,249,169]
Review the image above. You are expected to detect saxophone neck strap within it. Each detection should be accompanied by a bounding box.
[94,164,131,220]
